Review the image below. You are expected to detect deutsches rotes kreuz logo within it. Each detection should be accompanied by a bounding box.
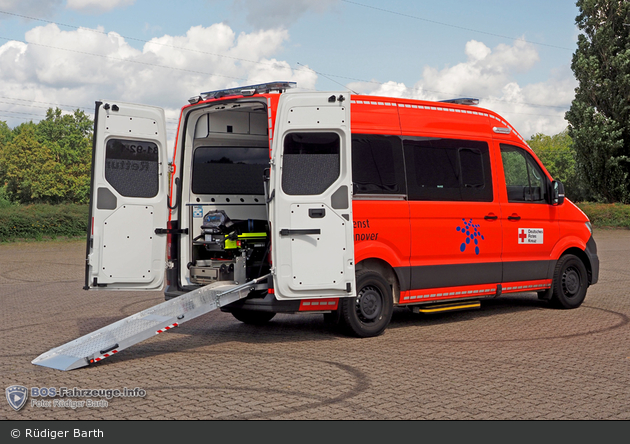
[6,385,28,411]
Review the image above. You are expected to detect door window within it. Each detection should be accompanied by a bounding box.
[500,144,548,203]
[105,138,159,198]
[282,132,340,195]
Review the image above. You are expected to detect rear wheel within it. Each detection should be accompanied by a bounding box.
[323,309,342,327]
[231,309,276,325]
[340,270,393,337]
[550,254,588,309]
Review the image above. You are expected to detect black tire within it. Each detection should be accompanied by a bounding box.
[550,254,588,309]
[231,309,276,325]
[323,309,342,327]
[340,270,393,338]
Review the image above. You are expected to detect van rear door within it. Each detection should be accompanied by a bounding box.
[85,101,169,290]
[269,92,355,299]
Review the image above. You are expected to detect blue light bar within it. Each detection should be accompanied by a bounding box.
[439,98,480,106]
[200,81,297,100]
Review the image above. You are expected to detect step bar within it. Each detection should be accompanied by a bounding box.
[411,300,481,314]
[32,275,268,371]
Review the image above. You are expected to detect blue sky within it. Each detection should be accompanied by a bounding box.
[0,0,582,151]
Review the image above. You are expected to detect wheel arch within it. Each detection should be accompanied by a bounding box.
[355,257,401,305]
[559,247,594,285]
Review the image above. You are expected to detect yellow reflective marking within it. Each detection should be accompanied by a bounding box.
[418,302,481,313]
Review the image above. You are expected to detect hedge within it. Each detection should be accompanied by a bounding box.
[575,202,630,229]
[0,203,89,242]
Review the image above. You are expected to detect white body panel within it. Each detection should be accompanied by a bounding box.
[269,91,356,299]
[86,101,169,290]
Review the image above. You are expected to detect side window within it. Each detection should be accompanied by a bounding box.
[105,138,159,198]
[500,144,548,203]
[403,138,493,202]
[351,134,406,195]
[282,132,340,195]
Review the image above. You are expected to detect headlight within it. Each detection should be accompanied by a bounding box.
[585,221,593,235]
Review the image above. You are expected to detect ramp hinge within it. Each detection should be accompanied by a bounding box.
[155,228,189,235]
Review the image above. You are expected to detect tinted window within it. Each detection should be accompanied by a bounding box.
[352,135,406,195]
[105,138,159,198]
[404,138,493,202]
[500,144,548,203]
[282,132,340,195]
[192,147,269,195]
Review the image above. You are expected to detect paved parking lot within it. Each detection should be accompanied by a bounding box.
[1,229,629,420]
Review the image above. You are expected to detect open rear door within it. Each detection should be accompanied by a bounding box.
[269,92,355,299]
[85,101,169,290]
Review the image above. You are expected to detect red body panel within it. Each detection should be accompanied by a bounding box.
[352,200,410,268]
[344,95,591,304]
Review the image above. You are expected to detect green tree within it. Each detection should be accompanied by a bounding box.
[35,108,93,203]
[0,109,93,204]
[0,120,12,147]
[527,129,592,202]
[0,124,66,203]
[565,0,630,203]
[0,120,12,177]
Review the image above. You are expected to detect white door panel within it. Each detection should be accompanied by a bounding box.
[269,92,355,299]
[85,101,169,291]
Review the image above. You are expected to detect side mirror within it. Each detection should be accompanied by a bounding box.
[551,180,565,206]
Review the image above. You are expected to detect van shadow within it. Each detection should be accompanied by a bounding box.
[71,292,551,367]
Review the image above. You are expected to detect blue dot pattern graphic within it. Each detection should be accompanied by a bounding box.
[456,218,485,255]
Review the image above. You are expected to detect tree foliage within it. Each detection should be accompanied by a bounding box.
[0,109,92,204]
[527,129,593,202]
[565,0,630,203]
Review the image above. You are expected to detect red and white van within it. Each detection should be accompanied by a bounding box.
[84,81,599,338]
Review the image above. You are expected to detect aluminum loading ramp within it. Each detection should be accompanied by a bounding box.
[32,276,268,371]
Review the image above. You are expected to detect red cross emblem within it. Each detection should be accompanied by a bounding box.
[518,229,527,243]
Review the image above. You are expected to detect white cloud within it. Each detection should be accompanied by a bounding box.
[348,39,575,138]
[231,0,339,29]
[0,22,317,155]
[66,0,135,14]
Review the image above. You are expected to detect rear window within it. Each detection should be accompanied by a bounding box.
[192,147,269,195]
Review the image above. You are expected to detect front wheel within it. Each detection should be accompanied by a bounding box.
[340,270,393,337]
[550,254,588,309]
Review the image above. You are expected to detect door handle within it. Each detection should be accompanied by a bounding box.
[484,213,498,221]
[507,214,521,221]
[309,208,325,218]
[279,229,321,236]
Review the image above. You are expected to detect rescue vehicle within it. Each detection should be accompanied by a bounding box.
[33,81,599,371]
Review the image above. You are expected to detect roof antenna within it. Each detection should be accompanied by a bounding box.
[297,62,358,94]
